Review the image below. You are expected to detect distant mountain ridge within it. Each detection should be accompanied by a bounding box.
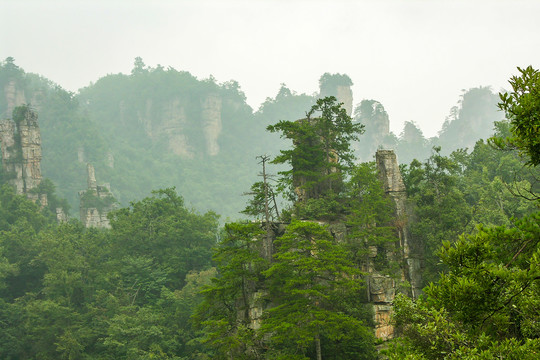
[0,57,504,219]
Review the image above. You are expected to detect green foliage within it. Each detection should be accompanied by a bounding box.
[345,162,400,273]
[79,188,116,212]
[389,212,540,359]
[194,222,267,359]
[197,166,393,358]
[268,96,364,204]
[294,192,347,221]
[108,188,219,291]
[0,66,110,210]
[400,141,537,288]
[197,95,402,358]
[30,178,71,215]
[389,86,504,165]
[432,214,540,332]
[496,66,540,166]
[241,180,279,221]
[254,85,315,159]
[392,75,540,358]
[76,58,259,219]
[0,58,264,220]
[4,58,539,359]
[402,147,472,284]
[464,137,538,225]
[0,57,25,114]
[319,72,353,98]
[438,86,504,153]
[261,220,376,359]
[353,100,397,162]
[396,121,431,165]
[0,187,220,359]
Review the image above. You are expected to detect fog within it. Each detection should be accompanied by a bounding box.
[2,0,540,137]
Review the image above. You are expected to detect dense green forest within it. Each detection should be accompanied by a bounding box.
[0,57,538,359]
[388,66,540,359]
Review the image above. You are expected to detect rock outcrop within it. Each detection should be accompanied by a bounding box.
[0,106,45,201]
[354,100,392,162]
[371,149,422,340]
[201,93,222,156]
[136,94,223,158]
[56,207,68,223]
[319,73,354,116]
[138,98,194,158]
[77,146,86,163]
[79,163,116,228]
[106,152,115,168]
[0,101,68,220]
[320,83,353,116]
[361,101,390,141]
[3,80,26,117]
[239,149,422,345]
[376,149,422,297]
[335,85,353,116]
[368,274,396,340]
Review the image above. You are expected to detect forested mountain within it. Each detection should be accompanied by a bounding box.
[437,86,505,153]
[0,57,270,218]
[0,57,507,219]
[75,58,265,219]
[0,57,538,359]
[0,57,107,214]
[389,66,540,359]
[354,87,505,165]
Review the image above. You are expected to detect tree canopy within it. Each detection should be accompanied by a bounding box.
[496,66,540,166]
[267,96,364,203]
[389,68,540,359]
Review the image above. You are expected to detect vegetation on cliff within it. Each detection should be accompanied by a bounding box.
[0,57,539,359]
[1,57,509,220]
[388,67,540,359]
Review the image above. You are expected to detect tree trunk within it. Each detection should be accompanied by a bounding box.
[315,330,322,360]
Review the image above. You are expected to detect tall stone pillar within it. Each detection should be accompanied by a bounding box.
[335,85,353,116]
[0,106,44,198]
[376,149,422,298]
[79,164,116,229]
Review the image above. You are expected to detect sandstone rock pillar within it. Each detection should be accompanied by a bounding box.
[376,149,422,298]
[0,106,44,197]
[335,85,353,116]
[79,164,116,228]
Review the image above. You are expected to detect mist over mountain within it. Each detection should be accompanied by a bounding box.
[1,54,539,359]
[0,57,506,218]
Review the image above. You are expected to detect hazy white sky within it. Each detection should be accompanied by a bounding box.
[2,0,540,137]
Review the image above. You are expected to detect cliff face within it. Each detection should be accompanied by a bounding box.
[0,106,44,200]
[136,94,222,158]
[368,275,396,340]
[354,100,392,162]
[320,83,353,116]
[335,85,353,116]
[18,109,43,192]
[1,78,44,199]
[3,80,26,117]
[201,93,222,156]
[367,102,390,140]
[138,98,193,158]
[438,87,504,154]
[376,150,423,294]
[79,163,116,228]
[241,150,421,343]
[372,149,422,340]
